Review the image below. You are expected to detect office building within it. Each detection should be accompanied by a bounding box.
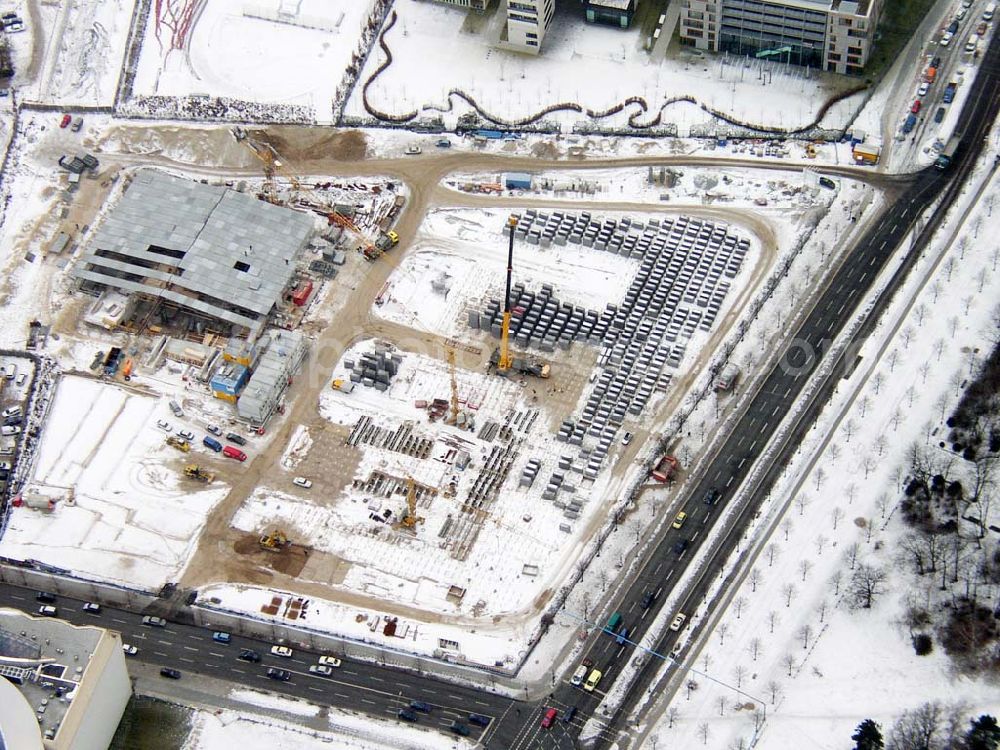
[502,0,556,53]
[678,0,880,74]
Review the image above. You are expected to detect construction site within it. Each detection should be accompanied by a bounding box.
[0,109,846,667]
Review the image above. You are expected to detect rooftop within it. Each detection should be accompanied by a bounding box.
[73,170,315,336]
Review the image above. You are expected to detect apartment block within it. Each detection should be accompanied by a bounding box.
[503,0,556,53]
[678,0,880,74]
[428,0,495,10]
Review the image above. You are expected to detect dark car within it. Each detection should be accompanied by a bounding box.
[562,706,578,723]
[449,722,470,736]
[35,592,56,603]
[468,713,491,727]
[948,19,959,33]
[3,416,21,427]
[818,176,837,189]
[934,106,946,123]
[640,591,656,609]
[238,649,262,663]
[409,700,432,713]
[266,668,291,681]
[160,667,182,679]
[397,709,419,723]
[225,432,247,446]
[703,488,721,505]
[673,539,689,555]
[931,55,942,67]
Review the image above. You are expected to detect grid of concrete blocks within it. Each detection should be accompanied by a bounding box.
[471,210,750,483]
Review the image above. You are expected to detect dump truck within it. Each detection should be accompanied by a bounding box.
[184,464,215,483]
[651,454,679,482]
[259,529,291,551]
[166,436,191,453]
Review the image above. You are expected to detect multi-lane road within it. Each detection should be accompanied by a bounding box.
[500,25,1000,750]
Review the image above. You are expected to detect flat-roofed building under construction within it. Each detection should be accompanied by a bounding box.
[72,170,315,339]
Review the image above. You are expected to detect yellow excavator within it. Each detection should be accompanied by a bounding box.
[259,529,291,551]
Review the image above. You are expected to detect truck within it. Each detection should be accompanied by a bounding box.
[651,454,679,483]
[924,66,937,83]
[489,348,551,379]
[166,436,191,453]
[935,134,962,170]
[331,378,355,394]
[375,230,399,252]
[104,347,122,376]
[943,82,958,103]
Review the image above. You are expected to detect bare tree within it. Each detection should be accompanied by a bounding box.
[829,443,841,461]
[598,570,609,592]
[697,722,710,745]
[862,454,877,479]
[901,326,915,349]
[842,418,857,443]
[831,506,845,530]
[717,695,727,716]
[849,564,888,609]
[815,535,829,556]
[781,583,797,608]
[767,610,780,634]
[781,517,794,539]
[877,493,891,519]
[734,596,748,619]
[871,372,885,395]
[766,542,781,567]
[918,361,930,384]
[749,567,763,593]
[702,653,712,674]
[795,493,811,516]
[830,570,843,597]
[781,652,797,677]
[816,599,829,623]
[814,466,827,492]
[845,541,861,570]
[890,407,904,432]
[799,559,814,581]
[733,663,748,689]
[766,679,783,704]
[886,701,944,750]
[729,737,748,750]
[846,482,858,505]
[915,303,928,327]
[798,623,813,649]
[748,636,763,661]
[858,394,871,418]
[718,622,730,646]
[887,349,900,373]
[666,706,680,729]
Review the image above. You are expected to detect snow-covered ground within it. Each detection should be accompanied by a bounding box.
[0,375,229,589]
[182,694,472,750]
[346,0,860,133]
[132,0,371,113]
[636,124,1000,750]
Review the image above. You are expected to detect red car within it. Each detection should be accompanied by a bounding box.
[541,707,558,728]
[911,100,922,114]
[59,114,71,128]
[222,445,247,462]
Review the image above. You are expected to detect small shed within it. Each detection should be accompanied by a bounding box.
[505,172,533,191]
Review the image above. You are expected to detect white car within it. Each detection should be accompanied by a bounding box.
[570,664,588,686]
[178,430,195,441]
[318,656,341,667]
[309,665,334,676]
[156,420,172,432]
[122,644,138,656]
[270,645,293,658]
[669,613,687,632]
[1,426,20,437]
[621,432,633,446]
[405,145,422,155]
[206,424,222,436]
[293,477,312,489]
[918,82,930,97]
[1,407,21,419]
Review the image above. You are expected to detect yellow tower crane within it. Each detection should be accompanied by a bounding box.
[446,346,459,425]
[498,215,518,373]
[401,477,424,529]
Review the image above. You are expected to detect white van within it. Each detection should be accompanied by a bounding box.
[984,2,996,20]
[965,35,979,53]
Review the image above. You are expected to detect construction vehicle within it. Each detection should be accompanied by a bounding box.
[651,454,679,483]
[400,478,424,529]
[490,215,551,379]
[446,347,460,425]
[331,378,355,394]
[259,529,291,551]
[166,436,191,453]
[184,464,215,483]
[375,230,399,252]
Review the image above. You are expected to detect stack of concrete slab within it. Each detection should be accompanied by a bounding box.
[350,344,403,391]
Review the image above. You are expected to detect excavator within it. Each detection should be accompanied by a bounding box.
[259,529,291,551]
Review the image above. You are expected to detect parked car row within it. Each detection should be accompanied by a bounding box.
[156,416,250,461]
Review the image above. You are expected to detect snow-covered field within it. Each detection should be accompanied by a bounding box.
[346,0,858,132]
[0,375,228,589]
[637,129,1000,750]
[132,0,371,113]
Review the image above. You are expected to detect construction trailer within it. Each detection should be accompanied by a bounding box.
[852,143,881,165]
[236,329,308,425]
